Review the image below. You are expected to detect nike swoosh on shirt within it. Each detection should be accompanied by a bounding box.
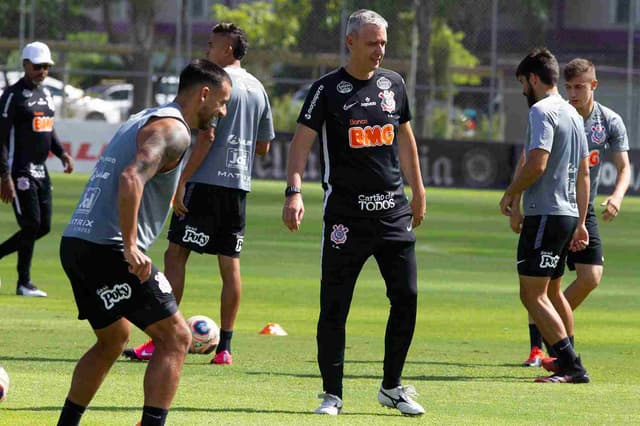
[343,102,358,110]
[516,260,526,265]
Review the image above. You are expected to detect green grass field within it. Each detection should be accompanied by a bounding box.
[1,174,639,425]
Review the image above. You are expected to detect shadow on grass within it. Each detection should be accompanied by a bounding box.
[245,370,527,383]
[0,356,78,363]
[2,406,399,417]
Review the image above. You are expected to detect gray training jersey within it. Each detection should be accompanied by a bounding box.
[523,94,589,217]
[582,101,629,204]
[63,102,189,250]
[189,66,275,192]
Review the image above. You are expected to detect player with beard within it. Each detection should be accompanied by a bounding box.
[500,48,591,383]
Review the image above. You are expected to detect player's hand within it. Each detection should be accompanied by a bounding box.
[61,152,75,174]
[509,210,524,234]
[600,195,622,222]
[569,223,589,252]
[282,194,304,232]
[198,125,216,144]
[499,192,514,216]
[410,191,426,228]
[172,181,188,217]
[123,245,153,282]
[0,175,15,203]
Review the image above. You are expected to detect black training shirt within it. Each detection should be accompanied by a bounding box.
[0,77,64,176]
[297,67,412,218]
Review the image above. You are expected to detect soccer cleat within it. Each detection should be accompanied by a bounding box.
[16,282,47,297]
[314,393,343,415]
[377,385,425,416]
[210,350,232,365]
[541,356,560,373]
[122,339,155,361]
[534,370,590,384]
[522,346,545,367]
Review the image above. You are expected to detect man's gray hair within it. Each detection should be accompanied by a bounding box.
[346,9,388,36]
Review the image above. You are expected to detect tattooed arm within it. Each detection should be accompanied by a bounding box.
[119,117,190,281]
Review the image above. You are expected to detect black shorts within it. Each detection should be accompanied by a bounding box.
[567,205,604,270]
[60,237,178,330]
[321,212,417,293]
[517,215,577,279]
[167,183,246,257]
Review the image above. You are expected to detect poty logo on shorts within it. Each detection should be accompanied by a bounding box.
[330,224,349,245]
[539,252,560,269]
[235,235,244,253]
[183,226,210,247]
[98,283,132,310]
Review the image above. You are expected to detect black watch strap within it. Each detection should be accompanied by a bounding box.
[284,185,301,197]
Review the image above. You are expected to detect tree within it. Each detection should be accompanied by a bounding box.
[101,0,157,114]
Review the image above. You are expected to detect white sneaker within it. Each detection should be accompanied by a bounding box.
[378,385,425,416]
[16,283,47,297]
[314,393,342,415]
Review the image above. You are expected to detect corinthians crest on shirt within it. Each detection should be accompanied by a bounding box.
[378,90,395,113]
[590,123,606,145]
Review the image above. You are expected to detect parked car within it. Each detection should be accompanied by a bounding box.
[85,83,133,121]
[0,71,121,123]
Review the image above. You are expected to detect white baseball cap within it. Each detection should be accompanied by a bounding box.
[22,41,54,65]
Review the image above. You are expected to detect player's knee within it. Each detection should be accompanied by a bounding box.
[160,320,191,354]
[19,221,40,239]
[36,222,51,239]
[578,274,601,292]
[164,243,189,264]
[96,329,130,357]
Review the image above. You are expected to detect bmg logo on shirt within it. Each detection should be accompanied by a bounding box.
[349,124,394,148]
[226,148,249,171]
[32,115,54,132]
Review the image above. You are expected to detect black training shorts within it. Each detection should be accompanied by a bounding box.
[167,183,245,257]
[567,205,604,270]
[60,237,178,330]
[517,215,577,279]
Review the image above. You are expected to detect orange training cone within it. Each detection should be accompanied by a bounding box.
[259,322,288,336]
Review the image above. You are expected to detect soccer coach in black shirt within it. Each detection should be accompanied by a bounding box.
[0,41,74,297]
[282,9,426,416]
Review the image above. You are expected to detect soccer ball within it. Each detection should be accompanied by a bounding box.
[0,365,9,402]
[186,315,220,354]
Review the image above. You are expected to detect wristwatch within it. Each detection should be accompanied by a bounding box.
[284,185,301,197]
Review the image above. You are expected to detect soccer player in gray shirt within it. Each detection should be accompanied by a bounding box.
[124,23,275,365]
[523,58,631,372]
[500,48,591,383]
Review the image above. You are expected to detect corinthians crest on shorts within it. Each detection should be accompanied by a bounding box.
[590,123,606,145]
[330,224,349,245]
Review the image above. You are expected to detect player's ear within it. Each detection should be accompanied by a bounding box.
[200,85,211,103]
[591,79,598,91]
